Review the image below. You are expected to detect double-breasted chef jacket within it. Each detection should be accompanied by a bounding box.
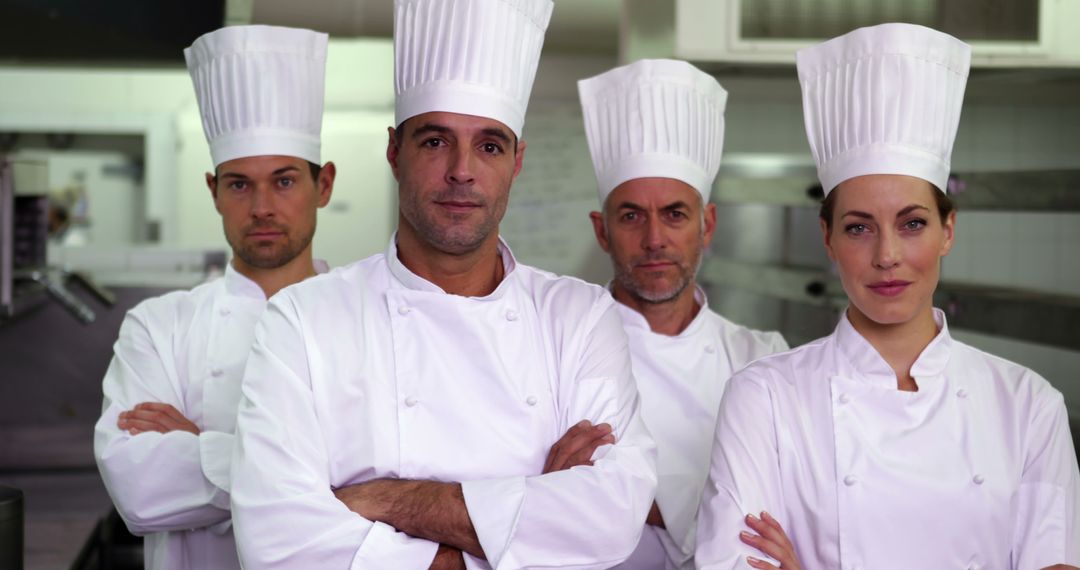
[614,287,787,570]
[230,236,659,569]
[94,261,328,570]
[696,308,1080,569]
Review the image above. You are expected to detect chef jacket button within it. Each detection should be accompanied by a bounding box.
[968,565,979,570]
[973,474,985,485]
[219,307,231,317]
[398,306,411,316]
[404,396,418,407]
[704,344,716,354]
[211,368,224,378]
[838,393,852,404]
[843,475,857,486]
[956,388,968,398]
[505,309,518,321]
[526,396,537,406]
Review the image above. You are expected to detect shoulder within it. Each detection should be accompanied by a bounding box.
[272,254,385,308]
[706,309,789,362]
[950,340,1065,408]
[729,335,832,388]
[513,263,615,320]
[125,277,223,330]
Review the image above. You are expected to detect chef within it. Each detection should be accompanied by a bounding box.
[577,59,787,569]
[695,23,1080,570]
[93,25,334,570]
[228,1,658,569]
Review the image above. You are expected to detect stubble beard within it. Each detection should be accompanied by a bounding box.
[401,186,507,255]
[229,221,313,270]
[610,236,705,305]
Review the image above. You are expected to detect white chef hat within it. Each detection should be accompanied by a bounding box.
[185,25,328,168]
[578,59,728,206]
[797,23,970,195]
[393,0,554,138]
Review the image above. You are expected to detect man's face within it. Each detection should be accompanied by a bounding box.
[590,178,717,304]
[206,155,333,270]
[386,111,525,255]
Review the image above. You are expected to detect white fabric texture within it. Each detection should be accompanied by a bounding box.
[796,23,970,194]
[94,261,326,570]
[695,308,1080,569]
[185,25,328,167]
[393,0,553,137]
[579,59,728,205]
[612,288,787,570]
[230,236,658,569]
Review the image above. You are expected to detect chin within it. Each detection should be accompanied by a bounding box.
[850,297,923,326]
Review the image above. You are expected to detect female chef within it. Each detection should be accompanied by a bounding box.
[694,23,1080,570]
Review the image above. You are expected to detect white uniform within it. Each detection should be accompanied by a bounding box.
[94,261,327,570]
[615,288,787,570]
[696,308,1080,570]
[230,237,658,569]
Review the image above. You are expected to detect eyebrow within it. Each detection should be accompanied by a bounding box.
[409,123,513,145]
[841,204,930,219]
[219,166,300,180]
[616,201,691,211]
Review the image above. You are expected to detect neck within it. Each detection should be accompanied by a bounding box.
[395,220,505,297]
[846,304,939,391]
[231,247,317,299]
[612,281,701,336]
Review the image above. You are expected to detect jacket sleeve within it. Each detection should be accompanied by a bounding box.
[694,370,784,570]
[460,303,659,570]
[93,303,231,535]
[1011,383,1080,570]
[230,296,440,569]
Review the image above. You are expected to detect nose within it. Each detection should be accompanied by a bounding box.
[250,185,275,219]
[446,146,476,186]
[873,229,901,270]
[642,217,665,251]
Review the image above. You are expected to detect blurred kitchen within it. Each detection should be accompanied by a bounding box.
[1,0,1078,568]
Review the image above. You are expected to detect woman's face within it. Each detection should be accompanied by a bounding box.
[822,174,956,327]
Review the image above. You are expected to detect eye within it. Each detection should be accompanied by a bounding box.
[902,218,927,231]
[277,177,295,189]
[666,210,688,221]
[844,223,869,235]
[228,180,248,192]
[480,142,503,155]
[621,211,640,222]
[422,138,445,149]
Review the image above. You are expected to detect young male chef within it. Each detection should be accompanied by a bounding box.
[578,59,788,569]
[228,1,658,568]
[94,25,335,570]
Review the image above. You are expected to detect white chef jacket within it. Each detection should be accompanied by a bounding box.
[614,287,787,570]
[94,260,328,570]
[230,236,658,570]
[696,308,1080,570]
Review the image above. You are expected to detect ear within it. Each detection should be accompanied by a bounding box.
[205,172,222,214]
[386,126,401,181]
[511,139,526,180]
[939,209,957,258]
[315,161,337,208]
[820,217,836,262]
[702,201,718,247]
[589,210,611,253]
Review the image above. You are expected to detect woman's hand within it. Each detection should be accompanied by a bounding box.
[739,511,802,570]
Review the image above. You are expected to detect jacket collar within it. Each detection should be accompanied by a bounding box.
[612,283,710,339]
[225,258,330,301]
[834,307,953,387]
[386,232,518,299]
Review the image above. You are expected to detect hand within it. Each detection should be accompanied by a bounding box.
[429,545,466,570]
[117,402,200,435]
[646,501,665,528]
[740,511,801,570]
[543,420,615,473]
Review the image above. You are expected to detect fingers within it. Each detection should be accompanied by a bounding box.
[117,403,199,435]
[543,421,616,473]
[746,556,780,570]
[742,512,799,570]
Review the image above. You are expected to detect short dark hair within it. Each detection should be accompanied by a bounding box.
[819,181,956,230]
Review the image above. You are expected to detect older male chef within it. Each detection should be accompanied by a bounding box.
[578,59,788,569]
[228,1,658,569]
[93,25,334,570]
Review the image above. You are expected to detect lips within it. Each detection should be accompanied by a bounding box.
[435,201,481,213]
[867,280,912,297]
